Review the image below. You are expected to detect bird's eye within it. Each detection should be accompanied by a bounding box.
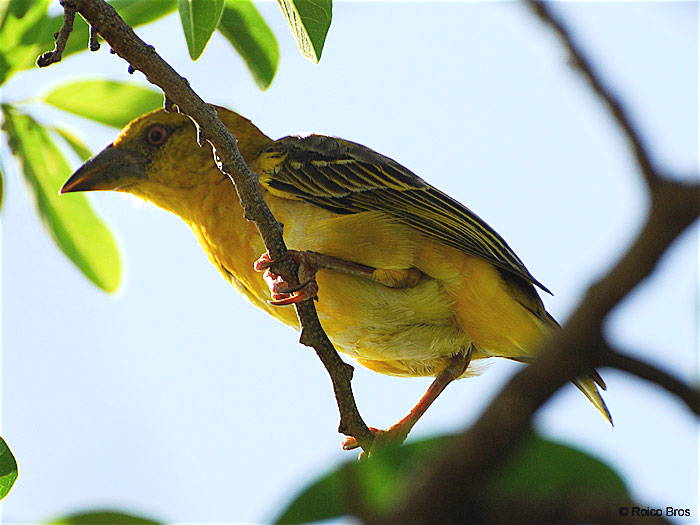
[145,125,168,146]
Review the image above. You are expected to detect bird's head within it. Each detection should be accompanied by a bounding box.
[61,106,271,216]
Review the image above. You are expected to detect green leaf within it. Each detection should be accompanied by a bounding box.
[2,105,122,292]
[218,0,278,90]
[52,126,93,161]
[43,79,163,128]
[108,0,177,27]
[178,0,224,60]
[489,433,630,501]
[0,0,52,85]
[0,436,18,500]
[272,433,630,524]
[276,0,332,63]
[274,435,450,524]
[46,510,163,525]
[0,1,176,85]
[1,0,35,22]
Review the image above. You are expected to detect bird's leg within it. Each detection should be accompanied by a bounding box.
[254,250,422,306]
[342,346,474,455]
[254,250,373,305]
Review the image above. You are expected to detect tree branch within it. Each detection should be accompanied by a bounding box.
[382,177,699,522]
[36,1,76,67]
[37,0,374,451]
[484,498,672,525]
[379,2,699,522]
[601,344,700,417]
[35,2,698,519]
[403,496,671,525]
[526,0,659,189]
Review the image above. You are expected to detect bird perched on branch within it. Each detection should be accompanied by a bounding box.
[62,106,612,448]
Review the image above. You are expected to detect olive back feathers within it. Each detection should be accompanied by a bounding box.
[256,134,551,294]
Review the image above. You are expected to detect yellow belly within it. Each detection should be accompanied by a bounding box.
[189,189,550,378]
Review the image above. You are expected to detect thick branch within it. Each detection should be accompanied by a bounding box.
[527,0,659,189]
[574,180,699,319]
[379,496,670,525]
[601,345,700,416]
[380,2,700,515]
[382,179,699,523]
[43,0,373,450]
[482,498,671,525]
[380,4,700,517]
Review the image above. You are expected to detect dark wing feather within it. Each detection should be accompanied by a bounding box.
[256,134,551,294]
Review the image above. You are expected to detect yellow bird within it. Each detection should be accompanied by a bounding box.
[61,107,611,447]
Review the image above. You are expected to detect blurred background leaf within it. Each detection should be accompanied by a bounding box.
[178,0,225,60]
[58,0,177,59]
[0,436,18,500]
[1,0,35,21]
[52,126,93,161]
[218,0,278,89]
[488,430,630,500]
[46,510,163,525]
[2,105,122,293]
[43,79,163,128]
[0,0,52,85]
[273,432,630,524]
[276,0,332,63]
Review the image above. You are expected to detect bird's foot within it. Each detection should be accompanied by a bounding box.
[254,251,320,306]
[342,425,411,457]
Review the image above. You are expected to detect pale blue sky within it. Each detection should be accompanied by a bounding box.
[1,2,697,523]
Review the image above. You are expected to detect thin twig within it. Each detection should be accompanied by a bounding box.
[36,1,76,67]
[37,0,374,451]
[527,0,659,189]
[601,344,700,416]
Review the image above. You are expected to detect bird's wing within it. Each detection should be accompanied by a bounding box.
[255,134,551,293]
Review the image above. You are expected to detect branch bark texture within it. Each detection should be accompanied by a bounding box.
[40,0,374,450]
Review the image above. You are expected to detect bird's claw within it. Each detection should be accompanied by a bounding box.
[254,251,319,306]
[342,426,409,458]
[268,279,319,306]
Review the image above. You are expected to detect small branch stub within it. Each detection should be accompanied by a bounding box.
[89,25,100,51]
[36,1,77,67]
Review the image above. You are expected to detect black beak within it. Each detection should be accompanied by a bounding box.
[60,145,148,194]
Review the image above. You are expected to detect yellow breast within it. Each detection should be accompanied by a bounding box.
[187,183,549,378]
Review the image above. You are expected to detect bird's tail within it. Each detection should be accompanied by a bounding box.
[525,312,613,425]
[573,371,613,425]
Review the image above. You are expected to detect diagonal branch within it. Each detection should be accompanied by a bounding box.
[527,0,659,189]
[378,1,700,521]
[37,0,374,451]
[381,180,699,523]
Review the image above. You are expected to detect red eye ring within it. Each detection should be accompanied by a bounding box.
[145,124,168,145]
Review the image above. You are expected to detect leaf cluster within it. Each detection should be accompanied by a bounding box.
[0,0,333,299]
